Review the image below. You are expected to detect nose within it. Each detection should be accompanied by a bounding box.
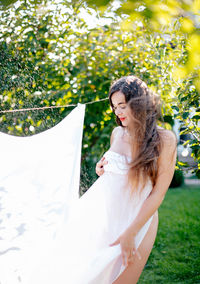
[115,107,122,116]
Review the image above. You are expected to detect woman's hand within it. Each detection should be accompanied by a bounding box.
[95,156,108,176]
[109,228,141,267]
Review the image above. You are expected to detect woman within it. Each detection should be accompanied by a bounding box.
[95,75,177,283]
[28,75,176,284]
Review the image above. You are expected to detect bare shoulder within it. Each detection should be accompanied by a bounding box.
[158,128,177,148]
[158,128,177,162]
[110,126,123,145]
[112,126,123,135]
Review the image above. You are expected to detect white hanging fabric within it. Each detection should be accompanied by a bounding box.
[0,103,85,283]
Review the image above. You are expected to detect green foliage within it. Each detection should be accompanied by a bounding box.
[0,0,199,181]
[169,169,184,188]
[84,0,200,86]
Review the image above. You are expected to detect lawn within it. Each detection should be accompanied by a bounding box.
[138,185,200,284]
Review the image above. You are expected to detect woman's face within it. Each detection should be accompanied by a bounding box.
[111,91,132,128]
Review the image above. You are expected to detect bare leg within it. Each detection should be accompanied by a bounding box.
[112,211,158,284]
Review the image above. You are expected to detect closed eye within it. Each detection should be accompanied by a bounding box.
[112,104,127,111]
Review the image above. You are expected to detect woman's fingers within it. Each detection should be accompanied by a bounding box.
[96,162,104,176]
[100,157,108,166]
[127,254,134,265]
[122,251,127,267]
[122,249,141,267]
[109,238,120,246]
[95,157,108,176]
[136,250,141,260]
[100,156,108,164]
[122,251,133,267]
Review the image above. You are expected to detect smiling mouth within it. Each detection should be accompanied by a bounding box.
[119,117,126,121]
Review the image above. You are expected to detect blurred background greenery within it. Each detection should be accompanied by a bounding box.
[0,0,199,192]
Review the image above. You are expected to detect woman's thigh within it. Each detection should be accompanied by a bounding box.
[112,211,159,284]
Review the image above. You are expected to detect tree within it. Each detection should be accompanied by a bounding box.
[83,0,200,178]
[0,0,199,191]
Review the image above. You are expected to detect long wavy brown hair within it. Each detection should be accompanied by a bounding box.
[109,75,162,194]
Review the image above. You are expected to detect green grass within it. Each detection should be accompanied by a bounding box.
[138,186,200,284]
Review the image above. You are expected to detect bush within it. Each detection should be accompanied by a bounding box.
[169,169,184,188]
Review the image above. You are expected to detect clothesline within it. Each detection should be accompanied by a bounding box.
[0,97,109,114]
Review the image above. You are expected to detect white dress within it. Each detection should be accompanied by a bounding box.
[26,149,154,284]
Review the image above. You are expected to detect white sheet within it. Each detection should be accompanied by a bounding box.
[0,103,85,283]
